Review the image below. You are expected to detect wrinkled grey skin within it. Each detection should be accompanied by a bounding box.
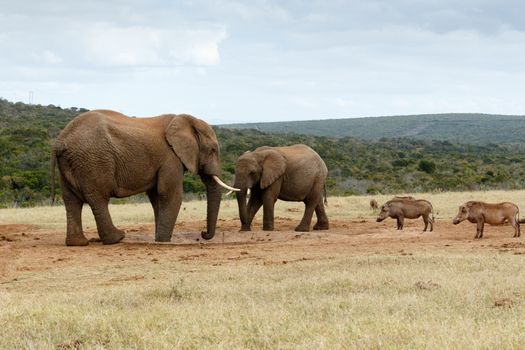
[376,198,434,231]
[234,144,329,232]
[51,109,224,246]
[453,201,520,239]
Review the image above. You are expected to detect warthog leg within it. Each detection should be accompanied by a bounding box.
[475,220,484,239]
[510,216,520,238]
[397,216,404,230]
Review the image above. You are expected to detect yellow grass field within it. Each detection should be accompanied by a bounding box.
[1,190,525,348]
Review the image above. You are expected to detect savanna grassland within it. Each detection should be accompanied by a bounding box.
[1,191,525,349]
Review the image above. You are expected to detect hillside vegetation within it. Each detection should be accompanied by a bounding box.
[223,113,525,145]
[1,98,525,207]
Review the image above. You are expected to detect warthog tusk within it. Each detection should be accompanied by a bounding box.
[213,175,240,192]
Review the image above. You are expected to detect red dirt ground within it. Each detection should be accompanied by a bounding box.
[1,218,524,284]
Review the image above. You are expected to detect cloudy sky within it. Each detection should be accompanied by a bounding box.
[1,0,524,123]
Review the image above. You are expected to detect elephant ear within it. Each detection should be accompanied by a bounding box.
[260,150,287,189]
[165,115,199,174]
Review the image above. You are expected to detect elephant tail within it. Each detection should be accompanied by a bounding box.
[50,148,57,205]
[323,185,328,206]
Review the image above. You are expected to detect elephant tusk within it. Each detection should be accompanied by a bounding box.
[225,188,249,196]
[213,175,240,192]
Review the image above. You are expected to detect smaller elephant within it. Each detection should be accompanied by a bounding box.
[234,144,329,232]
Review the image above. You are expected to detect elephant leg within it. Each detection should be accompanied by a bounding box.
[155,193,182,242]
[154,163,184,242]
[313,201,329,230]
[261,193,277,231]
[61,178,88,246]
[296,194,321,232]
[87,197,125,245]
[147,189,160,232]
[295,202,316,232]
[245,194,263,231]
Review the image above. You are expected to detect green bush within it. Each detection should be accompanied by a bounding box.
[418,160,436,174]
[2,98,525,206]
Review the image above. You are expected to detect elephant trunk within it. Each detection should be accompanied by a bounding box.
[236,189,250,231]
[200,174,222,240]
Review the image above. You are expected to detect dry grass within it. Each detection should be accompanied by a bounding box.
[2,189,525,228]
[1,252,525,349]
[1,190,525,348]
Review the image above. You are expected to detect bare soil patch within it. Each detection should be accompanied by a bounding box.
[1,218,523,285]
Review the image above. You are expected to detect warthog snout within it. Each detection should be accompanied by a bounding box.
[452,218,460,225]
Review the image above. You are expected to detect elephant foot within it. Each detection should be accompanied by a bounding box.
[263,225,274,231]
[240,225,252,232]
[313,222,329,230]
[155,233,172,243]
[65,235,89,246]
[201,231,218,240]
[294,225,310,232]
[102,229,125,245]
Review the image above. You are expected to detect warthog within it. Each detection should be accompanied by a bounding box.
[376,198,434,231]
[392,196,415,200]
[452,201,520,239]
[370,199,379,210]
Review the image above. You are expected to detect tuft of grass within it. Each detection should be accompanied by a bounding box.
[145,279,193,302]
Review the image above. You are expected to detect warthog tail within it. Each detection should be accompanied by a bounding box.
[516,208,521,236]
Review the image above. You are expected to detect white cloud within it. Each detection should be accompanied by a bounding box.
[32,50,63,65]
[81,23,226,67]
[1,1,525,122]
[336,98,354,108]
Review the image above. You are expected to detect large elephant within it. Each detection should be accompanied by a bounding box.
[51,109,237,246]
[234,144,329,232]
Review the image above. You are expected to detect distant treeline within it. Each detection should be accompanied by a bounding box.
[1,98,525,207]
[223,113,525,146]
